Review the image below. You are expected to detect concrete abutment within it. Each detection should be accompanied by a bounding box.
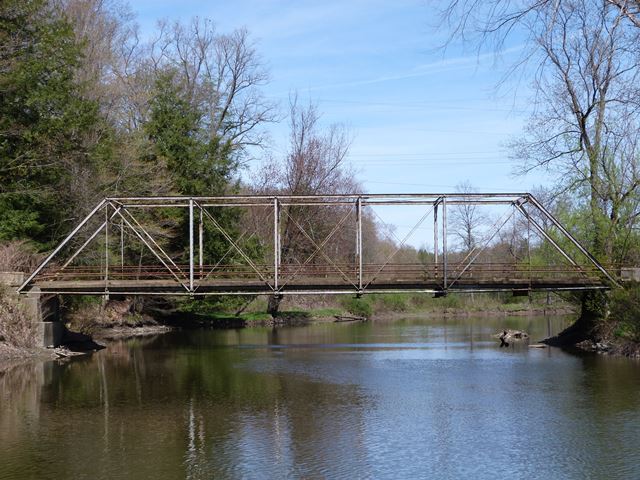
[1,272,65,347]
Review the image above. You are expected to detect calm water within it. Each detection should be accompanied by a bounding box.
[1,315,640,480]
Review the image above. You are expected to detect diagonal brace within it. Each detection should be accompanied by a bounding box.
[17,199,107,293]
[447,206,516,289]
[115,210,190,291]
[61,205,122,270]
[279,206,356,289]
[199,204,274,290]
[364,204,435,289]
[281,206,358,289]
[120,207,187,278]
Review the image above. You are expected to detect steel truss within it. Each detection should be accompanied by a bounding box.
[17,193,619,296]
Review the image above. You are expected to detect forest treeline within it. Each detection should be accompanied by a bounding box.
[1,0,274,249]
[0,0,406,264]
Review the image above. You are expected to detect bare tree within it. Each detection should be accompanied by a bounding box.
[438,1,640,51]
[146,19,276,161]
[61,0,141,124]
[606,0,640,27]
[438,1,640,260]
[451,181,484,254]
[251,96,356,313]
[254,96,356,259]
[508,2,640,263]
[61,5,275,161]
[278,96,354,195]
[438,0,640,323]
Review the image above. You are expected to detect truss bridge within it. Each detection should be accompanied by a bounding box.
[17,193,620,297]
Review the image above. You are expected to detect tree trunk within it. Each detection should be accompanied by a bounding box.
[267,295,281,317]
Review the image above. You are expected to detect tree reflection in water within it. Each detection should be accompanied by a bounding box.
[1,316,639,479]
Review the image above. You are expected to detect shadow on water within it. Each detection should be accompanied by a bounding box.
[1,314,639,479]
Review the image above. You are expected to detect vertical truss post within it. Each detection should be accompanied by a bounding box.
[104,203,109,291]
[512,205,517,262]
[527,212,531,288]
[199,206,204,278]
[120,217,124,270]
[356,196,363,292]
[434,198,439,278]
[443,196,448,290]
[274,198,280,290]
[189,198,194,293]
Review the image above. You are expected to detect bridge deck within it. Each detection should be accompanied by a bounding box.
[29,263,608,294]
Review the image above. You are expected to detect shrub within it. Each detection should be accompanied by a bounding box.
[377,294,409,312]
[610,283,640,340]
[437,294,462,309]
[341,297,372,318]
[0,287,36,349]
[0,241,42,272]
[178,295,250,315]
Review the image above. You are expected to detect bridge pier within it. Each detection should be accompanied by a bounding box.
[1,272,65,348]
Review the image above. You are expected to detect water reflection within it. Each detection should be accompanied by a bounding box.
[1,315,640,479]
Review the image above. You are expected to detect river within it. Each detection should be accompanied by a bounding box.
[1,315,640,479]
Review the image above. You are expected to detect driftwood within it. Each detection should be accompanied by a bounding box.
[53,348,91,358]
[334,315,367,323]
[494,329,529,347]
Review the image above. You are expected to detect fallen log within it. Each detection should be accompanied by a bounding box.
[494,329,529,347]
[334,315,367,323]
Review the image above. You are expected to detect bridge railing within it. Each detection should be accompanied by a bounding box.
[33,262,605,285]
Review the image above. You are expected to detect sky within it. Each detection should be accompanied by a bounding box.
[131,0,551,246]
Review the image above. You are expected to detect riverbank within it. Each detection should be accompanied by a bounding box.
[576,335,640,358]
[540,285,640,358]
[0,285,48,368]
[543,319,640,358]
[0,344,57,375]
[7,290,578,338]
[92,324,174,340]
[6,289,640,365]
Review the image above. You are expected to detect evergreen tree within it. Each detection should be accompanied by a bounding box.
[143,71,244,263]
[144,71,235,197]
[0,0,101,247]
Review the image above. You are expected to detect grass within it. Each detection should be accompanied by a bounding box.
[334,291,569,317]
[206,311,273,322]
[304,307,343,318]
[610,283,640,341]
[221,290,574,323]
[340,297,373,318]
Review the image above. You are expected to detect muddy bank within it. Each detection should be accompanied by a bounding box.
[541,314,640,359]
[561,330,640,358]
[0,345,55,373]
[1,324,105,370]
[573,338,640,358]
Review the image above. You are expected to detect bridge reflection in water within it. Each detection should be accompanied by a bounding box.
[17,193,618,296]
